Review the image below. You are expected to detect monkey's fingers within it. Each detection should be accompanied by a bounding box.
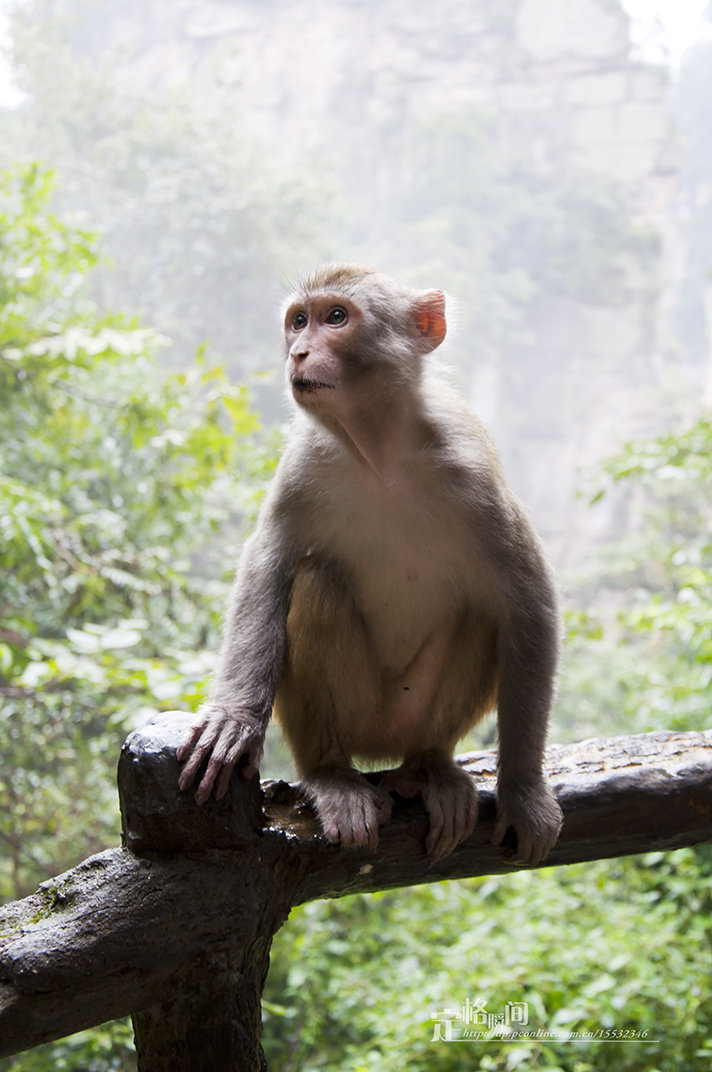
[203,737,235,801]
[176,703,229,784]
[176,720,207,766]
[212,734,262,798]
[516,824,560,867]
[365,825,379,853]
[425,814,468,863]
[498,828,545,867]
[177,722,231,802]
[198,726,260,802]
[194,754,225,805]
[516,835,536,867]
[340,796,381,852]
[177,734,212,793]
[491,812,534,865]
[342,816,379,852]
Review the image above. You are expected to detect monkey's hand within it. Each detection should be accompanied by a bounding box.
[176,704,265,805]
[303,769,393,853]
[491,779,563,867]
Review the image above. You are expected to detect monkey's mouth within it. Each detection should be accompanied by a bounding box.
[292,377,335,394]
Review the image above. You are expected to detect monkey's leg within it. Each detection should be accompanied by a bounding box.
[380,613,496,861]
[275,560,390,851]
[382,750,478,862]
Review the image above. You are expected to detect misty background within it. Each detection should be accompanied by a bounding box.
[2,4,712,1069]
[1,0,710,577]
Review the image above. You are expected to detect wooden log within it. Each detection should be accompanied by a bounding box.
[285,728,712,902]
[0,724,710,1064]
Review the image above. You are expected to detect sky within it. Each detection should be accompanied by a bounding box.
[622,0,712,65]
[0,3,19,108]
[0,0,710,108]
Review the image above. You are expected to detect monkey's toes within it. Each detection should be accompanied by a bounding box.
[423,771,479,862]
[308,775,387,852]
[492,785,563,866]
[322,803,380,852]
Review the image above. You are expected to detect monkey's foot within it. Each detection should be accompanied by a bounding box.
[382,753,478,862]
[491,779,563,866]
[303,769,392,852]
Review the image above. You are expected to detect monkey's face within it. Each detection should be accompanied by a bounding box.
[282,267,448,427]
[283,292,366,414]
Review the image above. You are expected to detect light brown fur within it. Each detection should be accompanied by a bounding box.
[178,264,563,863]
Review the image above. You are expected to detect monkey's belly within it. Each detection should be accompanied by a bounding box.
[344,557,499,756]
[279,552,497,768]
[347,687,443,758]
[350,548,463,665]
[345,623,478,758]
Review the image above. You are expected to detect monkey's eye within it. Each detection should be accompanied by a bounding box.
[325,307,348,326]
[292,311,308,331]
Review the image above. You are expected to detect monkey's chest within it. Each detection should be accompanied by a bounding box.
[323,493,469,675]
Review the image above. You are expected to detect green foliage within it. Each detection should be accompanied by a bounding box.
[0,165,271,901]
[557,415,712,740]
[265,848,712,1072]
[0,1021,135,1072]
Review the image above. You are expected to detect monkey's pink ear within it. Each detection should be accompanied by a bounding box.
[413,290,447,352]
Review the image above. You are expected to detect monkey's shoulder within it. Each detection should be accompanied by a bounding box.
[418,380,519,504]
[422,377,500,458]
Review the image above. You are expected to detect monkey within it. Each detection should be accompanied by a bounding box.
[177,263,563,864]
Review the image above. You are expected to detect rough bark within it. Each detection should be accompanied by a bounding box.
[131,940,274,1072]
[0,717,711,1066]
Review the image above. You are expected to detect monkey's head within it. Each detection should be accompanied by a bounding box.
[283,263,447,420]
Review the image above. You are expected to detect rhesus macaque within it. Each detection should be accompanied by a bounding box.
[178,264,563,864]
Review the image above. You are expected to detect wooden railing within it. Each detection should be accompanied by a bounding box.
[2,712,711,1070]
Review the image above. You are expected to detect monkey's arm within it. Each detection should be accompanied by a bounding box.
[177,523,295,804]
[456,464,563,866]
[489,532,563,865]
